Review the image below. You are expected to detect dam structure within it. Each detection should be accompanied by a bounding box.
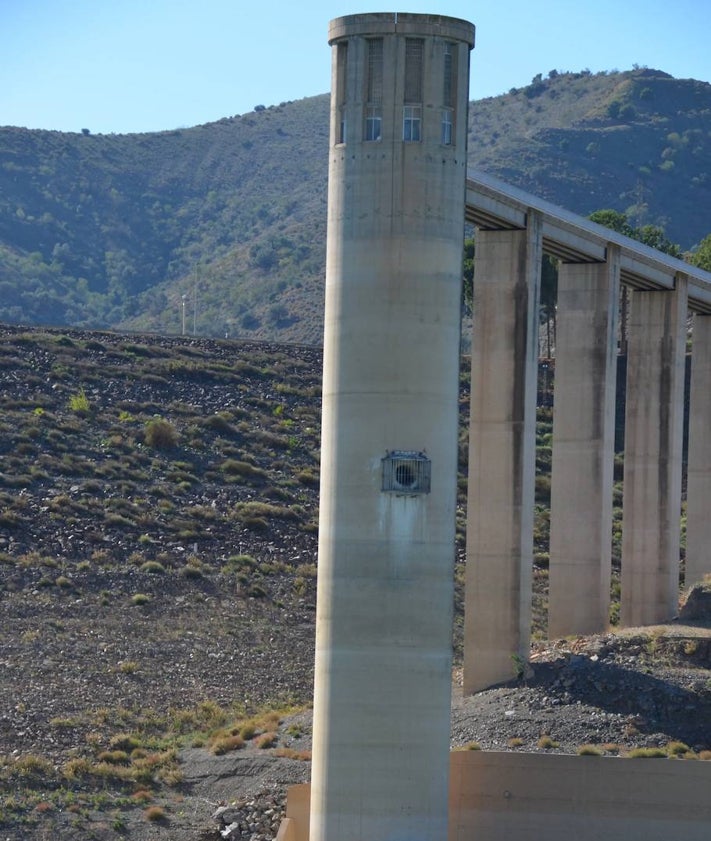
[309,12,475,841]
[286,10,711,841]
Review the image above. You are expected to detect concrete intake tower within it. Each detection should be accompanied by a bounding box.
[309,12,475,841]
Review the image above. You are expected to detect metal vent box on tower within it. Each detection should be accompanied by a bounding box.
[381,450,431,494]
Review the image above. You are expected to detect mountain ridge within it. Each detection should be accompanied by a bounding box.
[2,67,711,342]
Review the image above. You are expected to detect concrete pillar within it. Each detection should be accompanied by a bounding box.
[311,13,475,841]
[621,276,688,626]
[548,251,620,637]
[685,313,711,587]
[464,218,541,694]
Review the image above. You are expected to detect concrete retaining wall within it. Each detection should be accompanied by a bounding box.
[279,751,711,841]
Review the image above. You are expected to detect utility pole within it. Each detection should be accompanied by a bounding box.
[193,265,200,336]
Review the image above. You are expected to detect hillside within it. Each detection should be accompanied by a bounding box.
[470,67,711,237]
[2,68,711,342]
[0,325,323,837]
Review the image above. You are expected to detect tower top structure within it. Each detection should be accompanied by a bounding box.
[328,11,475,46]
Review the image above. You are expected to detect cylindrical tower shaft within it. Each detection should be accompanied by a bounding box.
[310,13,475,841]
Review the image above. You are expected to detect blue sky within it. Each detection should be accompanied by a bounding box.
[1,0,709,134]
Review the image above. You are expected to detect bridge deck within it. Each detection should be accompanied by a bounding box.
[466,169,711,313]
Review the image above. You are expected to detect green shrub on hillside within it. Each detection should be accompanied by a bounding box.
[144,418,178,450]
[68,389,91,415]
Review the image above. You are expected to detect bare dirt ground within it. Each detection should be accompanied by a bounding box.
[2,582,708,841]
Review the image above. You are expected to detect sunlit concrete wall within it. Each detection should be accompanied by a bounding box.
[281,754,711,841]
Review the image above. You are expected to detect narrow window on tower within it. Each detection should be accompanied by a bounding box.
[364,39,383,141]
[336,42,348,145]
[403,38,423,142]
[441,42,457,145]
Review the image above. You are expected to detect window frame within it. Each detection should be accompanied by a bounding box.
[364,106,382,142]
[403,105,422,142]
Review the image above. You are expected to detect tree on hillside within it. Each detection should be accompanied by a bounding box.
[540,255,558,359]
[636,225,681,258]
[688,234,711,272]
[462,237,475,315]
[589,209,681,258]
[589,209,635,238]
